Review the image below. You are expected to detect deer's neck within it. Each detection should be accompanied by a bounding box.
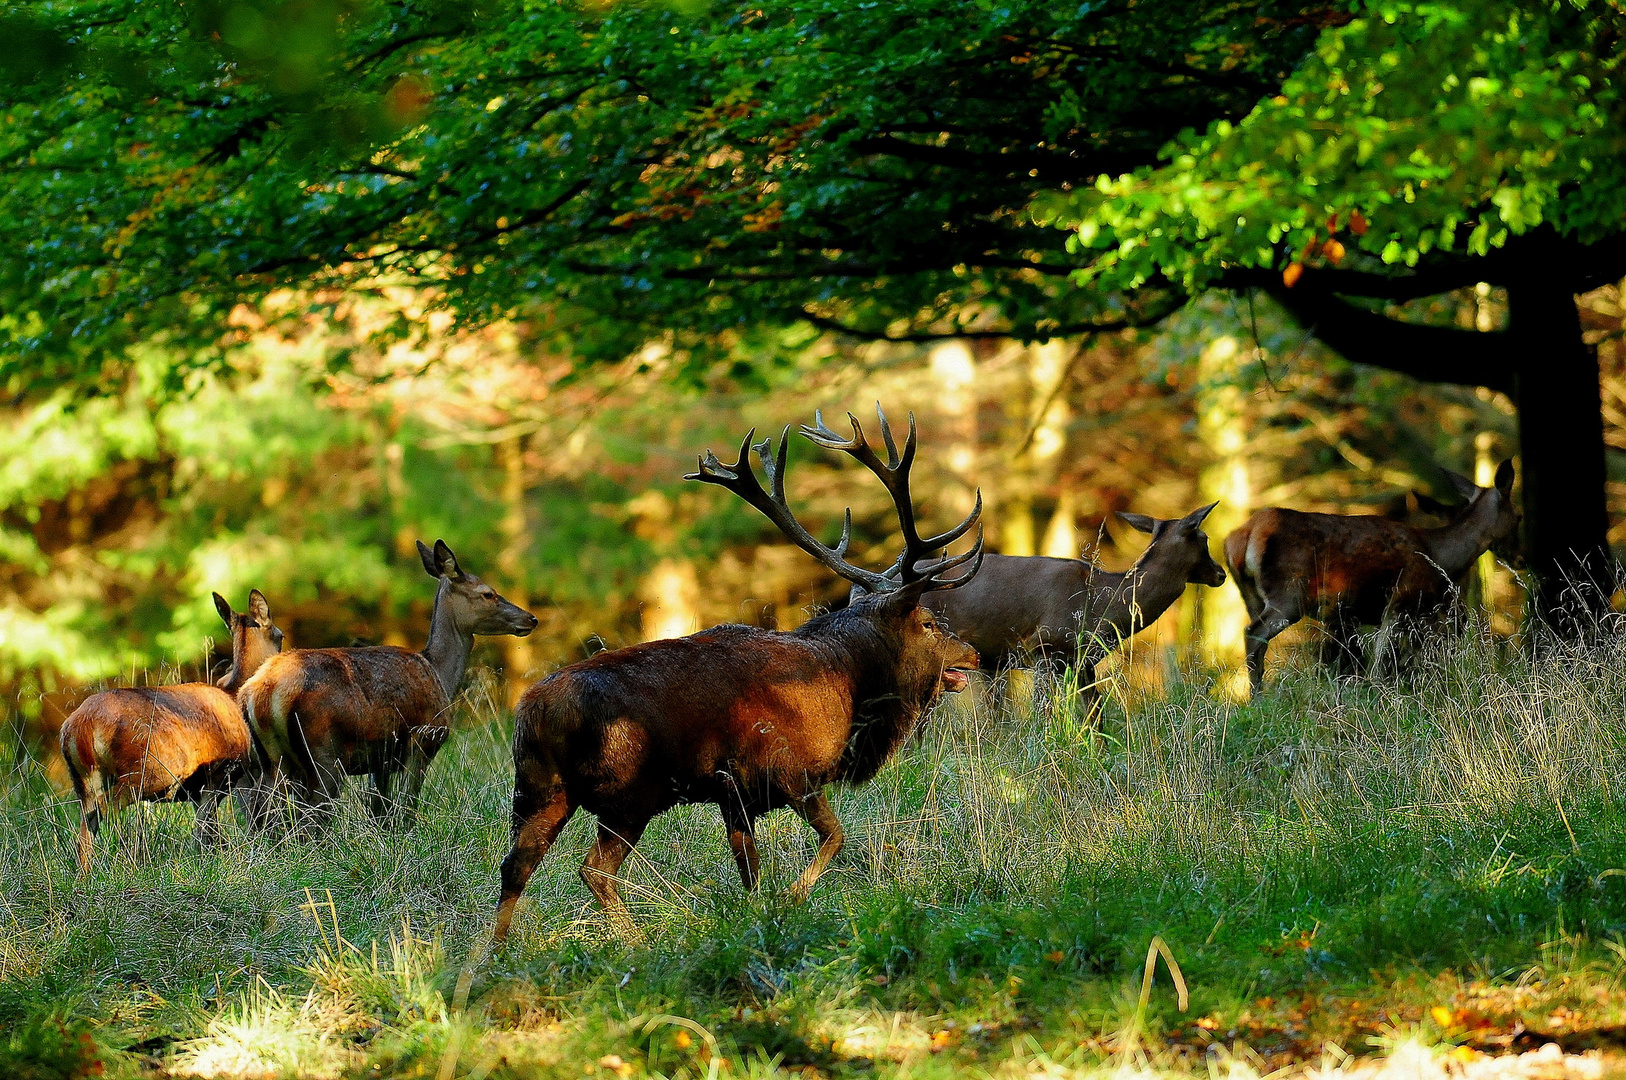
[217,639,272,696]
[1088,545,1189,642]
[422,579,473,699]
[1423,496,1499,579]
[802,612,926,787]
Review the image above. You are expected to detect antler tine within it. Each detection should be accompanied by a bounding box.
[916,520,985,591]
[687,426,888,592]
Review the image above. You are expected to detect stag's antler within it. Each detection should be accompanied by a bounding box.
[687,407,984,593]
[687,428,897,593]
[802,404,984,592]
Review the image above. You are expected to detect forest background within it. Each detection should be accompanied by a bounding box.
[4,0,1626,755]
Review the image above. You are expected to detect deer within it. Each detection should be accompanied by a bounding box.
[491,407,983,943]
[60,590,284,871]
[240,539,537,831]
[920,503,1226,722]
[1225,459,1519,698]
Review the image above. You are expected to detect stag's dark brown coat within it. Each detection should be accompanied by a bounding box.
[240,539,536,827]
[493,408,983,941]
[60,590,282,869]
[1225,459,1519,696]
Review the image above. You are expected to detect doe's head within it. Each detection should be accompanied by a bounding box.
[417,538,539,638]
[1118,501,1227,587]
[212,588,284,685]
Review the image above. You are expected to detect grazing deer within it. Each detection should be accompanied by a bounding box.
[1226,460,1519,697]
[60,590,283,871]
[492,407,982,942]
[240,540,537,830]
[922,503,1226,721]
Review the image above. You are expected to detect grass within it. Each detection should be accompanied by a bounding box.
[7,633,1626,1079]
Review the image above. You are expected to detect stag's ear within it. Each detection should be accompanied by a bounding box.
[1443,469,1479,502]
[1181,502,1218,529]
[885,579,931,614]
[1494,458,1516,495]
[433,539,466,581]
[248,589,271,625]
[212,592,234,627]
[1118,511,1158,534]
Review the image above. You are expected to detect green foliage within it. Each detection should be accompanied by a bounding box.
[0,0,1332,392]
[1039,1,1626,290]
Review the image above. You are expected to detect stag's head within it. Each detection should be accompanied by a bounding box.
[1118,502,1227,587]
[688,405,983,699]
[417,539,540,638]
[213,588,284,688]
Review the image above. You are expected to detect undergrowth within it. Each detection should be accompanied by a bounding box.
[6,632,1626,1078]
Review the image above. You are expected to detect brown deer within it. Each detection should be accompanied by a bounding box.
[240,540,537,830]
[60,590,284,870]
[1226,459,1519,697]
[492,407,982,942]
[922,503,1226,720]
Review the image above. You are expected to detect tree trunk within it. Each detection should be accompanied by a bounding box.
[1506,278,1614,628]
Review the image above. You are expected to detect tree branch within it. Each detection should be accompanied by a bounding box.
[1265,286,1516,395]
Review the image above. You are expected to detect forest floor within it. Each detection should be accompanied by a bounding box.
[7,633,1626,1080]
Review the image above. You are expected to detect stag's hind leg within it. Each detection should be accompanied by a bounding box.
[786,789,843,903]
[494,786,577,943]
[581,815,648,938]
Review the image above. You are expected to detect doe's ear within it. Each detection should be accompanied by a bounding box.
[1494,458,1516,494]
[248,589,271,625]
[433,539,465,581]
[1412,491,1455,517]
[1182,501,1219,528]
[1442,468,1479,502]
[1117,511,1158,535]
[417,539,438,578]
[212,592,234,628]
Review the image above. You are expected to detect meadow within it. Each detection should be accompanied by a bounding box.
[6,632,1626,1080]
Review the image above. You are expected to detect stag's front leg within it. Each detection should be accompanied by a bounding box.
[786,790,843,902]
[719,800,760,891]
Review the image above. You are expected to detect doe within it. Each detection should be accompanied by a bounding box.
[60,590,283,870]
[241,540,536,830]
[1225,460,1518,697]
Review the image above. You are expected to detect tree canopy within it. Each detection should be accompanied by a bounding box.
[0,0,1337,394]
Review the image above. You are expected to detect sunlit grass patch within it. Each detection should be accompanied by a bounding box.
[7,632,1626,1076]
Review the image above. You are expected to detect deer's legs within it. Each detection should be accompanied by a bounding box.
[192,786,226,848]
[581,816,647,936]
[1318,615,1365,678]
[388,727,446,829]
[719,800,760,891]
[494,787,577,943]
[75,804,101,874]
[1244,604,1296,699]
[786,790,843,902]
[366,768,393,822]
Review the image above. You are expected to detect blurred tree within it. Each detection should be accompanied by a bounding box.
[0,0,1337,397]
[1042,0,1626,625]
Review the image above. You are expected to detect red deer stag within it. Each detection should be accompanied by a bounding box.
[1226,460,1518,697]
[61,590,283,870]
[492,407,982,941]
[241,540,537,830]
[922,503,1226,721]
